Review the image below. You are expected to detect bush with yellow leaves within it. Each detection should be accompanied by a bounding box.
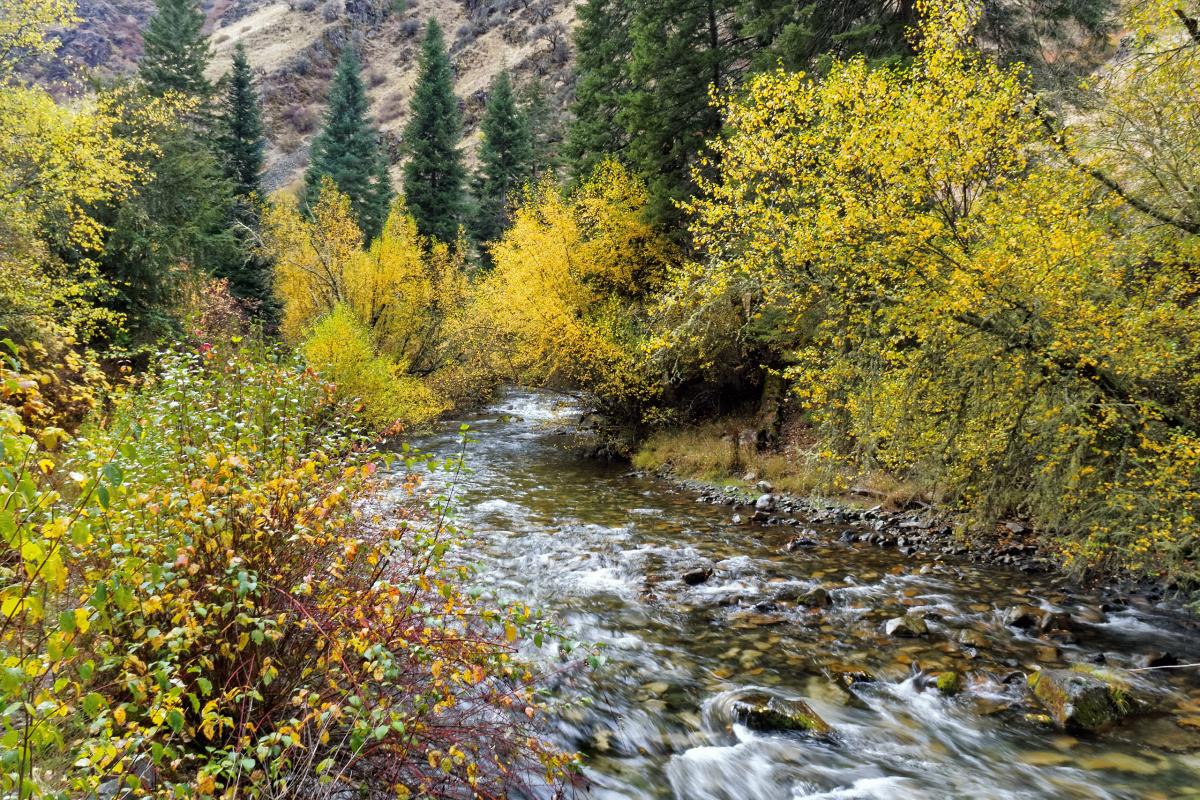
[1,342,580,799]
[263,179,470,430]
[654,0,1200,581]
[471,160,679,421]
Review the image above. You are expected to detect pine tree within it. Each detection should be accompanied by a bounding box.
[517,76,562,181]
[565,0,634,184]
[402,19,466,245]
[472,71,532,251]
[216,44,274,314]
[218,45,265,199]
[139,0,213,99]
[624,0,741,226]
[304,47,393,242]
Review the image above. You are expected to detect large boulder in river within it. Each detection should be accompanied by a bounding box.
[1027,668,1131,731]
[731,692,832,735]
[884,613,928,637]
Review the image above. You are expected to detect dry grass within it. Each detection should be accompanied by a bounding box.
[633,419,929,507]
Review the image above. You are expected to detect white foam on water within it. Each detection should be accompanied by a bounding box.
[790,777,923,800]
[472,498,526,517]
[575,566,635,596]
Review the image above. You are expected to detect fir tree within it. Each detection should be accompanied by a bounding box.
[402,19,466,245]
[216,44,274,314]
[472,71,532,251]
[565,0,634,184]
[139,0,213,99]
[218,44,265,199]
[517,76,562,181]
[304,47,393,242]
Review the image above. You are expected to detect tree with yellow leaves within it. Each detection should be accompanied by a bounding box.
[654,0,1200,579]
[472,160,678,419]
[264,178,468,427]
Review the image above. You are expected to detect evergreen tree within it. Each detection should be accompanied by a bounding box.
[625,0,742,226]
[402,19,466,245]
[216,44,274,314]
[566,0,739,227]
[472,71,532,251]
[218,44,265,198]
[565,0,634,184]
[517,76,562,181]
[138,0,213,99]
[304,47,393,242]
[89,122,241,347]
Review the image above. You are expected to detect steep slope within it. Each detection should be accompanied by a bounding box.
[44,0,576,190]
[209,0,576,190]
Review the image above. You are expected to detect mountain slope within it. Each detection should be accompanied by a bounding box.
[47,0,576,190]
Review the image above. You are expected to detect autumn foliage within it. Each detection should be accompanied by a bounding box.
[2,344,578,799]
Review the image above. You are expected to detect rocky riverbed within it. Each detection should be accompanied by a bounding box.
[399,389,1200,800]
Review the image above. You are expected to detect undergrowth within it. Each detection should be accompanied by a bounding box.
[1,341,580,799]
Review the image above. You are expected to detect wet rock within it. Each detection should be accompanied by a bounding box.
[1002,604,1045,629]
[731,513,744,525]
[824,663,875,691]
[731,692,832,736]
[1136,650,1178,669]
[1034,644,1062,663]
[1027,668,1131,731]
[884,613,929,638]
[784,532,820,551]
[683,567,713,586]
[957,629,988,648]
[799,587,831,607]
[1075,752,1162,775]
[754,493,776,512]
[936,671,962,696]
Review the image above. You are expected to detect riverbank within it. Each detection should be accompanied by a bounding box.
[416,389,1200,798]
[627,419,1192,606]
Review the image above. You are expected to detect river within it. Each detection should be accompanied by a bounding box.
[394,389,1200,800]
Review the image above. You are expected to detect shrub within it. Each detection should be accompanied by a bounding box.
[303,304,446,432]
[1,343,579,799]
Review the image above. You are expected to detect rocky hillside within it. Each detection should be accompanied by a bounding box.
[47,0,577,190]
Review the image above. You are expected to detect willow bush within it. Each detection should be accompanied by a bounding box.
[649,0,1200,581]
[1,342,578,799]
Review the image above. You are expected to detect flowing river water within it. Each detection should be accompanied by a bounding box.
[393,389,1200,800]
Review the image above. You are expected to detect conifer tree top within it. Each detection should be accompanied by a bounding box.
[304,46,393,242]
[402,19,466,245]
[139,0,212,99]
[219,44,266,199]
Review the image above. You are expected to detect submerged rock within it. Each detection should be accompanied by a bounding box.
[731,692,833,735]
[683,567,714,586]
[936,671,963,696]
[1027,668,1132,731]
[884,613,929,637]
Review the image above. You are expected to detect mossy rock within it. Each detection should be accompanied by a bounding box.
[1027,668,1130,732]
[936,671,962,696]
[731,692,833,736]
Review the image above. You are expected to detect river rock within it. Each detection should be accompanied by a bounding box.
[756,480,774,494]
[798,587,831,607]
[731,692,832,735]
[884,613,929,637]
[1002,604,1046,629]
[683,567,713,586]
[936,671,962,696]
[755,493,776,512]
[957,629,988,648]
[1136,650,1178,669]
[1027,668,1131,731]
